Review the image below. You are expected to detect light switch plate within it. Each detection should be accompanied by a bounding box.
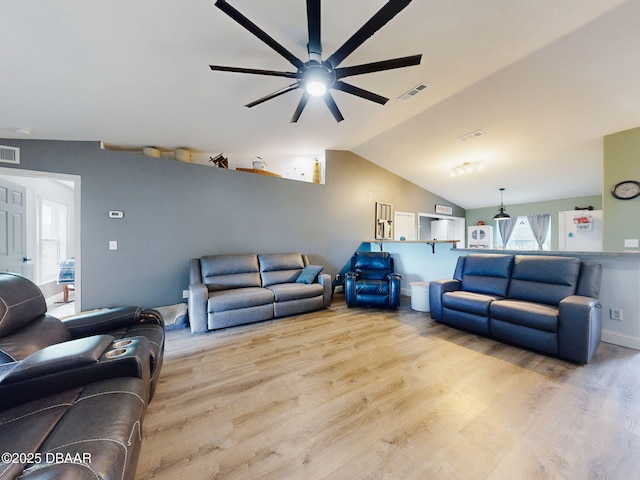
[109,240,118,251]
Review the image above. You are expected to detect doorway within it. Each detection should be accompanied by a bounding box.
[0,167,81,312]
[418,213,466,247]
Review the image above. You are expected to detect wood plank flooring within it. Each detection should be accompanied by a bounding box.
[136,295,640,479]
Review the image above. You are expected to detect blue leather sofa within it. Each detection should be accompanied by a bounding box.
[429,254,602,364]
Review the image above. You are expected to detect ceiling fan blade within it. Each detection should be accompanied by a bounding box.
[306,0,322,61]
[335,54,422,79]
[323,92,345,122]
[291,92,310,123]
[215,0,305,70]
[326,0,412,68]
[246,83,300,108]
[333,81,388,105]
[209,65,299,78]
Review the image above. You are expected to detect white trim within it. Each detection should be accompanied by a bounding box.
[601,330,640,350]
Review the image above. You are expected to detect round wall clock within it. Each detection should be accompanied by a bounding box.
[611,180,640,200]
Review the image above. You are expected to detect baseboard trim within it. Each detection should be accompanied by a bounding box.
[601,330,640,351]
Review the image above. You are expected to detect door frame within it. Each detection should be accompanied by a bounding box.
[0,167,81,312]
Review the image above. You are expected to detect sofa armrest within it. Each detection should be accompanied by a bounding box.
[429,279,461,321]
[0,334,153,408]
[188,283,209,334]
[558,295,602,364]
[316,273,333,307]
[0,335,114,385]
[62,306,143,338]
[344,272,358,306]
[388,273,402,308]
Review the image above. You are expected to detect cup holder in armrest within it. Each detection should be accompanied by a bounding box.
[112,339,135,349]
[105,348,129,359]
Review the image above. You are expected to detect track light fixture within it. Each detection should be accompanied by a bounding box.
[450,161,483,177]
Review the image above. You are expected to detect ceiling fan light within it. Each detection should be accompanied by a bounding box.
[306,80,327,97]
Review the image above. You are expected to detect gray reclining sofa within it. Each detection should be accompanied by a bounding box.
[189,253,332,333]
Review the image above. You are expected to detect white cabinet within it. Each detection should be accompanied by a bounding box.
[468,225,493,248]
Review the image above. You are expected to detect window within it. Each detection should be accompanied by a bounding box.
[498,216,551,250]
[38,198,68,284]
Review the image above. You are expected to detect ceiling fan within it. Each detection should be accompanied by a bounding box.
[210,0,422,123]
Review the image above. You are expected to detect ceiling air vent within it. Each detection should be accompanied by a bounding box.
[398,83,428,100]
[458,130,485,142]
[0,146,19,164]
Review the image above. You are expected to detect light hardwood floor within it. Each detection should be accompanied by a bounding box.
[136,295,640,480]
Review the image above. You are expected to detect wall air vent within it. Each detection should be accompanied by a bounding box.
[0,146,19,164]
[458,130,485,142]
[398,83,428,100]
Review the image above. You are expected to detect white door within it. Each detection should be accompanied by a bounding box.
[558,210,603,251]
[0,177,31,278]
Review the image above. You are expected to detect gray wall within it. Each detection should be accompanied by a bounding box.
[0,140,462,310]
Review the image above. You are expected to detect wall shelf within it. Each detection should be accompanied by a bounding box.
[368,240,459,254]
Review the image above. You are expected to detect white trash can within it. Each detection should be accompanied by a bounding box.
[410,282,430,312]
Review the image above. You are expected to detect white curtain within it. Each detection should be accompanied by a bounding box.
[497,218,518,249]
[527,214,551,250]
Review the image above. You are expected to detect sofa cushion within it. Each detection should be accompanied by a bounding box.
[490,299,559,333]
[442,290,502,316]
[296,265,324,284]
[200,254,261,291]
[460,254,513,297]
[208,287,274,313]
[267,283,324,302]
[259,253,305,287]
[507,256,580,306]
[351,252,393,280]
[355,280,390,295]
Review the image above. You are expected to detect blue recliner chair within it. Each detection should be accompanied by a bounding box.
[345,252,402,308]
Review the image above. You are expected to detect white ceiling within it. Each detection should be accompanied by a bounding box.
[2,0,639,209]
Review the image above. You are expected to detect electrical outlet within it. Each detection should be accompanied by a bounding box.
[610,308,623,321]
[182,290,189,299]
[624,239,639,248]
[108,240,118,251]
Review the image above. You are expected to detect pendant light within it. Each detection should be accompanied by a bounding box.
[493,187,511,221]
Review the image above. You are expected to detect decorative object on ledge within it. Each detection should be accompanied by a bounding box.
[450,161,483,177]
[313,158,321,184]
[252,156,266,170]
[375,202,393,240]
[493,187,511,221]
[236,167,282,178]
[174,148,191,163]
[143,147,161,158]
[209,153,228,168]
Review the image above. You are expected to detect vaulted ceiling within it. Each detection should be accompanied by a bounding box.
[2,1,639,208]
